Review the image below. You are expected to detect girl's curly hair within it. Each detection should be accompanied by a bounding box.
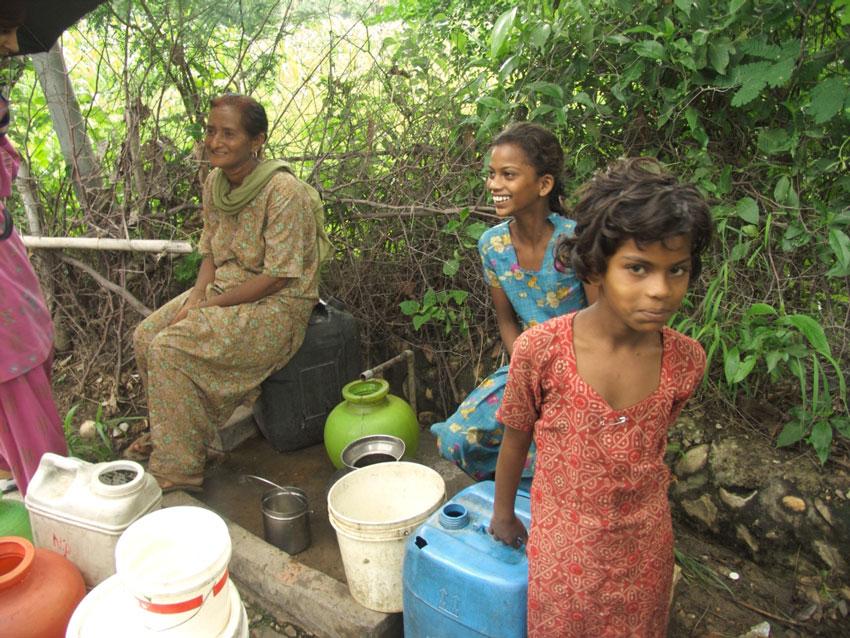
[555,157,712,283]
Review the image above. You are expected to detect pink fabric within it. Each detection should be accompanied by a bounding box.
[0,134,19,198]
[0,102,67,494]
[0,357,68,495]
[0,230,54,382]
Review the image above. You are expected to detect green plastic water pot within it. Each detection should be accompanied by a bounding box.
[324,379,419,469]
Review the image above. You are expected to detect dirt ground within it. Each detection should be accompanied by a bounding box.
[668,527,847,637]
[51,366,849,637]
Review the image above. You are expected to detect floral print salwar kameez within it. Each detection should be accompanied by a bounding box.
[431,214,586,480]
[134,170,319,478]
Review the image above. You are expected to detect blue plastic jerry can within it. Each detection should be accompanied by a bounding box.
[403,481,531,637]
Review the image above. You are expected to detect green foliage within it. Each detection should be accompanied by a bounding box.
[423,0,849,461]
[174,251,203,284]
[62,404,115,463]
[400,288,471,334]
[6,0,849,461]
[399,209,484,333]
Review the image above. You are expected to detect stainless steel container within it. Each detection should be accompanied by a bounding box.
[261,486,310,555]
[340,434,406,471]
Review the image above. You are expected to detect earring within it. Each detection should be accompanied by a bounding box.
[252,149,258,160]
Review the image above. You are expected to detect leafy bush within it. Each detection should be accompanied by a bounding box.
[4,0,847,460]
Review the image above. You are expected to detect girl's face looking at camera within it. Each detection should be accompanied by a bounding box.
[486,143,552,219]
[595,235,692,332]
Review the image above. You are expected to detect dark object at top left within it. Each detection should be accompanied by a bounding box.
[13,0,107,55]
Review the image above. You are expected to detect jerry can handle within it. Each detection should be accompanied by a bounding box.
[40,452,85,472]
[308,299,329,325]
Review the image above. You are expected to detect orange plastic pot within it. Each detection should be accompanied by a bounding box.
[0,536,86,637]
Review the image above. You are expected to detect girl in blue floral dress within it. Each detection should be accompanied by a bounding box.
[432,123,593,481]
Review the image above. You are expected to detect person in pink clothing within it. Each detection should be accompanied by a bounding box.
[0,3,69,495]
[490,157,712,637]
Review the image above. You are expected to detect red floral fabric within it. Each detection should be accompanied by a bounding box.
[497,312,705,637]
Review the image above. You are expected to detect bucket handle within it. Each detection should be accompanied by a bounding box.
[242,474,288,492]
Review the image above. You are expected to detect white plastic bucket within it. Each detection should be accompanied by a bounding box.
[65,574,248,638]
[327,461,445,612]
[114,506,232,636]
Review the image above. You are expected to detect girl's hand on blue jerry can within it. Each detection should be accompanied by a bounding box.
[488,514,528,548]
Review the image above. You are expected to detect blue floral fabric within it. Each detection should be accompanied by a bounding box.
[430,213,586,480]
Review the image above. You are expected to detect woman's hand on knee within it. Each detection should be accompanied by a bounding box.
[169,306,190,325]
[170,291,203,325]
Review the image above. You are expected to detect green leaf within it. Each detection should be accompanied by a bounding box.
[412,314,429,330]
[498,55,520,80]
[465,222,487,241]
[448,289,469,304]
[738,38,782,61]
[491,7,518,60]
[729,0,747,14]
[63,403,81,432]
[530,23,551,50]
[708,41,732,74]
[757,128,790,154]
[776,420,806,447]
[807,77,848,124]
[730,241,750,262]
[730,61,771,106]
[745,303,776,318]
[526,81,564,101]
[634,40,666,61]
[808,420,833,464]
[674,0,693,16]
[735,355,757,383]
[828,228,850,273]
[774,175,790,203]
[443,259,460,277]
[478,96,505,110]
[765,350,785,373]
[693,29,710,46]
[423,288,437,308]
[723,347,755,384]
[833,416,850,439]
[731,80,764,107]
[779,314,831,356]
[735,197,760,224]
[399,300,419,315]
[573,92,595,109]
[764,57,795,88]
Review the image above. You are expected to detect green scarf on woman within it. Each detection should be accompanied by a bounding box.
[211,159,333,262]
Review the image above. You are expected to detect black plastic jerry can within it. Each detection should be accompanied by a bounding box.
[253,300,361,452]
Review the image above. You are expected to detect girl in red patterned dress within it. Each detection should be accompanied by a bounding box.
[489,157,713,637]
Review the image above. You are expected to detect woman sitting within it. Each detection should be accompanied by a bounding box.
[131,94,331,492]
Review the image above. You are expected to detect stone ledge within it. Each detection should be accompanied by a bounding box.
[668,419,850,579]
[163,491,402,638]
